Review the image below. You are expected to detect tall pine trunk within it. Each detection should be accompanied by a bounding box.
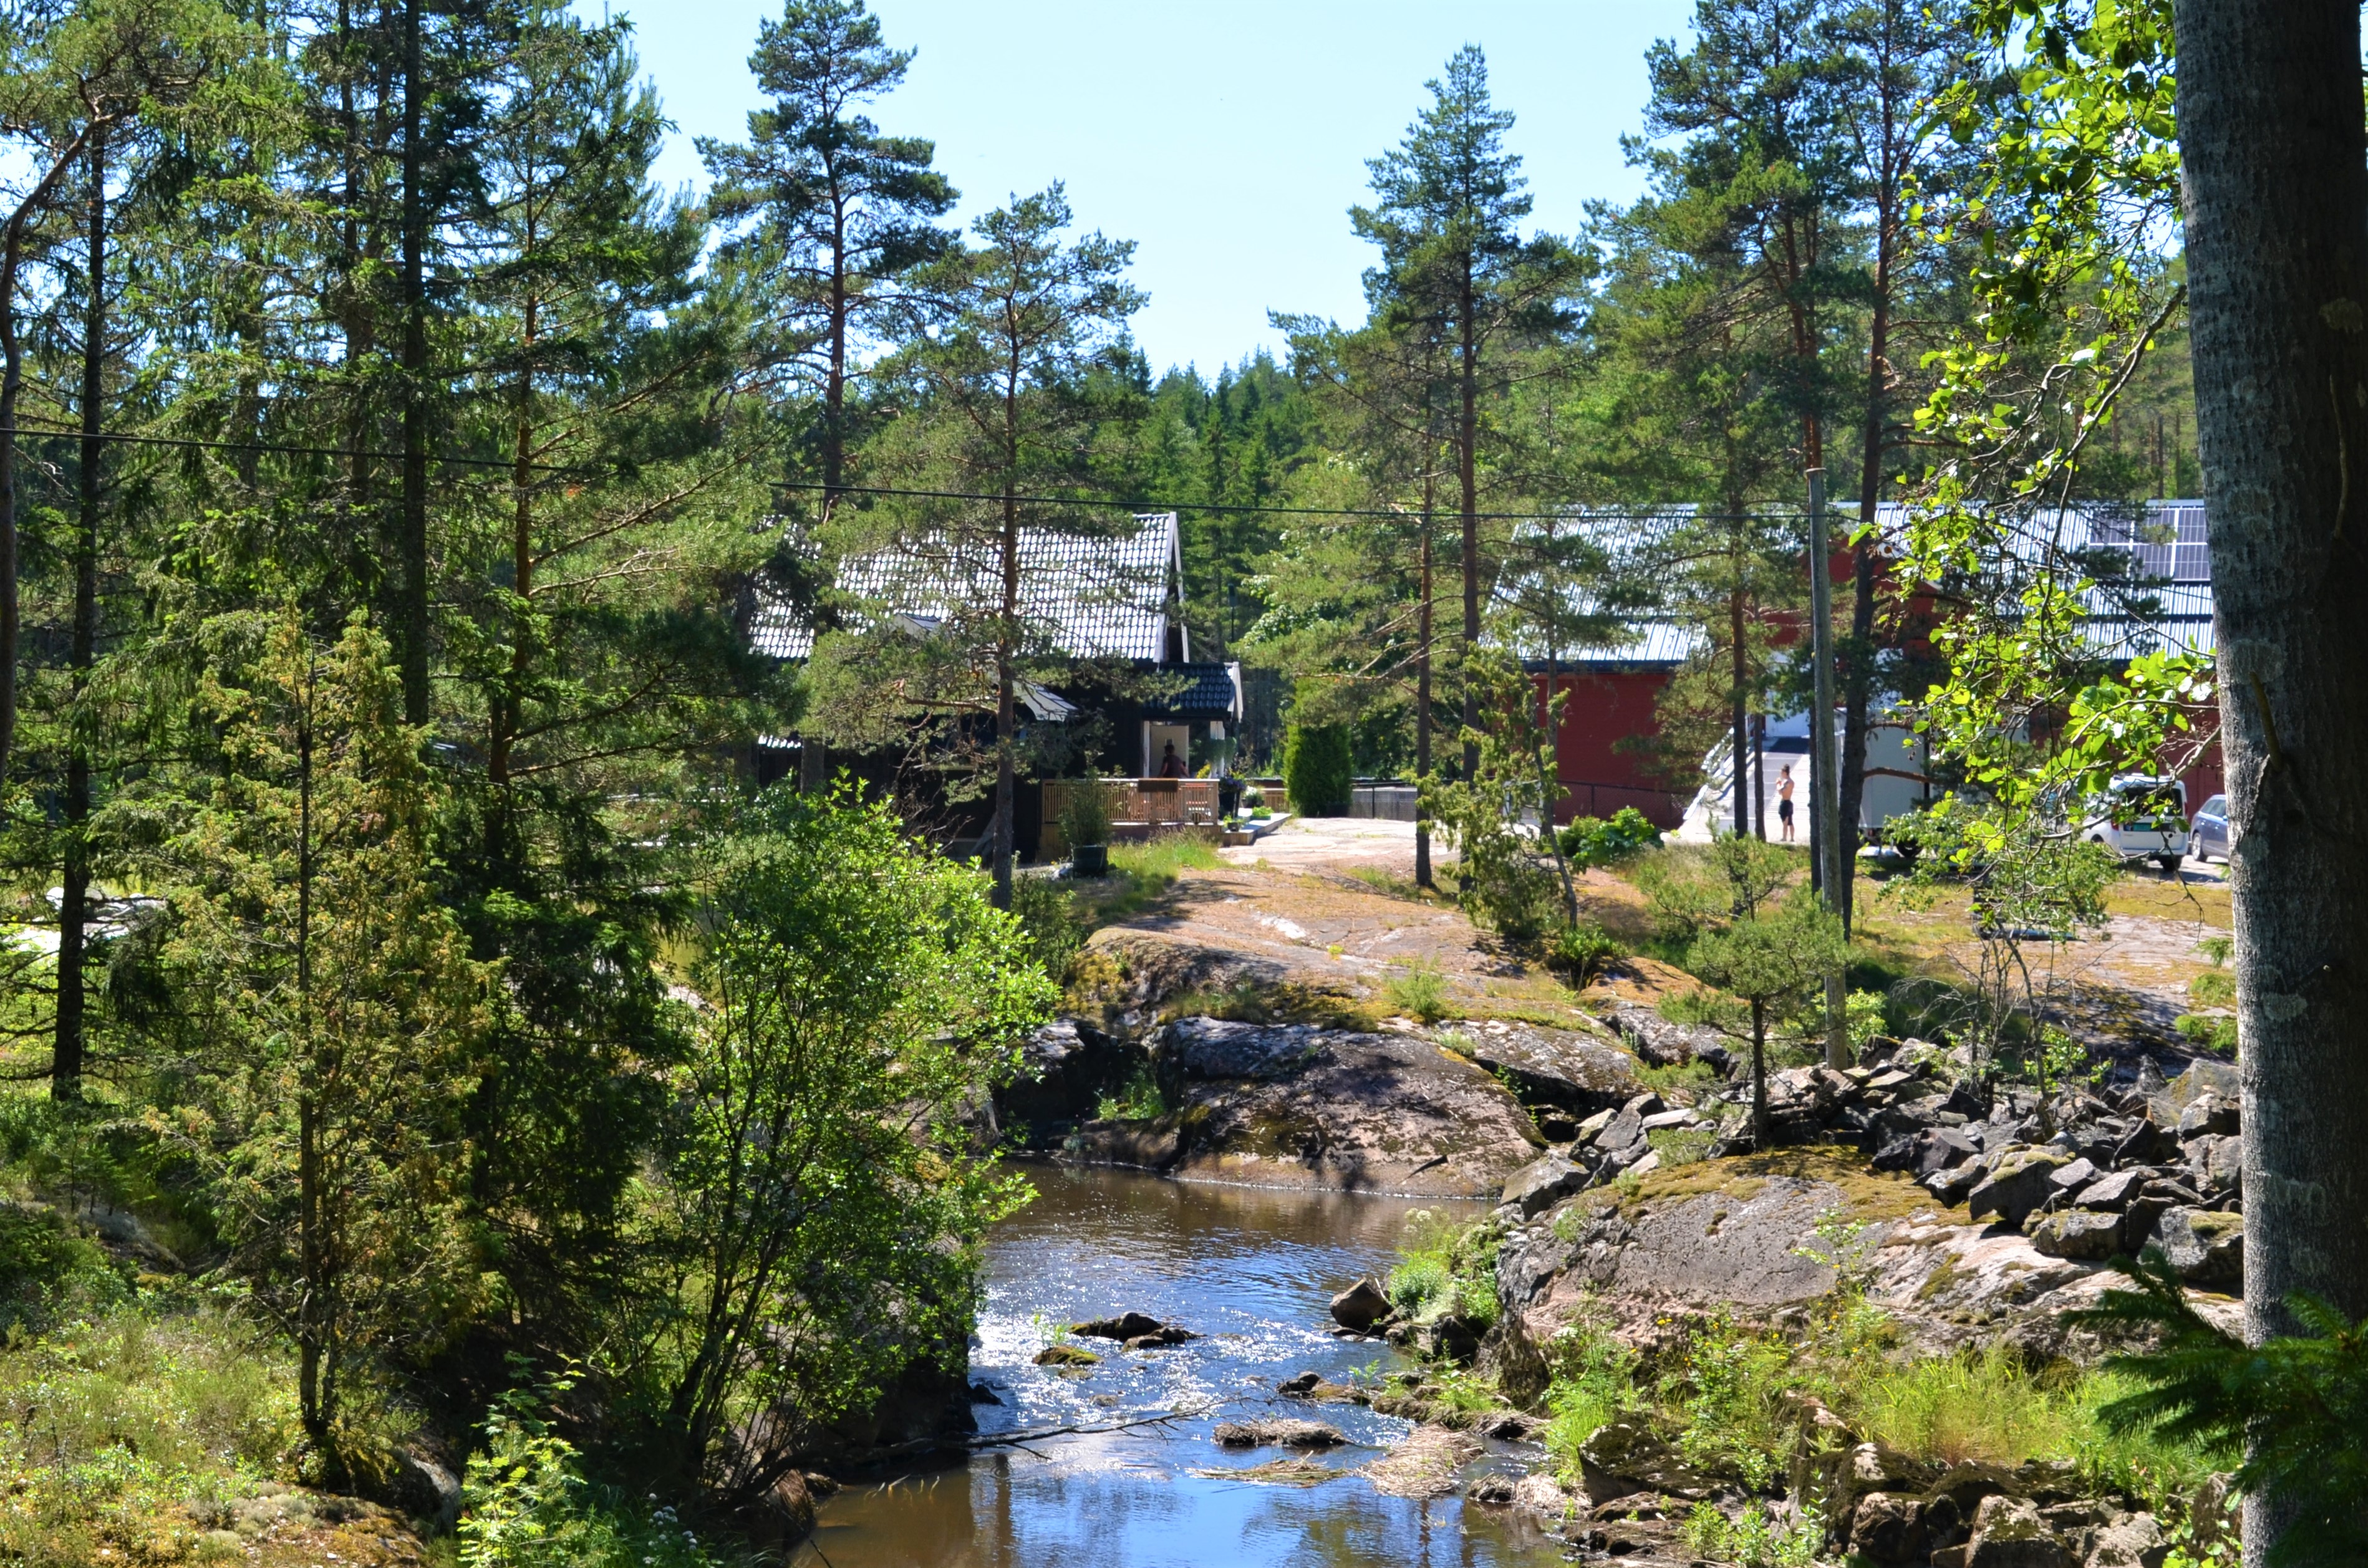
[1458,269,1480,782]
[54,132,107,1101]
[1414,485,1434,888]
[398,0,430,726]
[2175,7,2368,1560]
[1838,180,1898,935]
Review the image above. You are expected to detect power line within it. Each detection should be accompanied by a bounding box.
[10,421,1812,527]
[12,422,587,474]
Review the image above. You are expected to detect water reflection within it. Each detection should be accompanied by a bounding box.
[811,1166,1566,1567]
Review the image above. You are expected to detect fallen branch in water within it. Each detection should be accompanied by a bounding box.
[850,1402,1225,1463]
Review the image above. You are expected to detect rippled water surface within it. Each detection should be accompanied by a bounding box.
[812,1166,1567,1567]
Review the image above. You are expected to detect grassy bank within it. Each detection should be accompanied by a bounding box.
[1376,1210,2226,1523]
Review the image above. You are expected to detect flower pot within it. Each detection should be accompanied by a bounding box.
[1071,843,1110,877]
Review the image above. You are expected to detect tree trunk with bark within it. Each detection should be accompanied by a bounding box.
[1414,488,1434,888]
[398,0,431,726]
[1458,267,1480,782]
[54,132,107,1101]
[2175,7,2368,1559]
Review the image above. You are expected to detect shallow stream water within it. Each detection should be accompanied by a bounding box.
[811,1166,1568,1567]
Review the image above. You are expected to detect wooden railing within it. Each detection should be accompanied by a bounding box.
[1041,777,1221,853]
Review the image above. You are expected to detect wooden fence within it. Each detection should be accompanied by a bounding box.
[1040,777,1221,854]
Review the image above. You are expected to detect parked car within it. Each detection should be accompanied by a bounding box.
[2082,774,2189,873]
[2190,793,2232,864]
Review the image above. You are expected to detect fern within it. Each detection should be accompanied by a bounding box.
[2071,1253,2368,1566]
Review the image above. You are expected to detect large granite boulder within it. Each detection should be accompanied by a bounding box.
[1455,1021,1646,1112]
[1066,1019,1541,1196]
[2152,1207,2243,1290]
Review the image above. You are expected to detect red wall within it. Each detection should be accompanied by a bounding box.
[1536,667,1688,828]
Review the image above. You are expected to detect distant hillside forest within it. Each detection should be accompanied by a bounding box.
[0,0,2204,1551]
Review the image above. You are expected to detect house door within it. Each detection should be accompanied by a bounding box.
[1143,721,1191,779]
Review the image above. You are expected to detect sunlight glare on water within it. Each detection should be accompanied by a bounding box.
[812,1165,1568,1568]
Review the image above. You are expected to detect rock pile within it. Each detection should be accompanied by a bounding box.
[1505,1044,2245,1292]
[1548,1417,2233,1568]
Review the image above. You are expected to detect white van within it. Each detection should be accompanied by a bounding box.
[2081,774,2188,872]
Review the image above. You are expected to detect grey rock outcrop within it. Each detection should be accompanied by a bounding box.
[1456,1021,1645,1112]
[1066,1019,1541,1195]
[2153,1206,2243,1289]
[1502,1152,1588,1218]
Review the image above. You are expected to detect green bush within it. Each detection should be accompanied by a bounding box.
[1009,872,1084,983]
[1281,723,1351,816]
[0,1201,116,1327]
[1557,807,1663,868]
[1094,1065,1170,1122]
[462,1372,750,1568]
[1383,961,1452,1023]
[1058,779,1113,850]
[1681,1499,1824,1568]
[1385,1210,1500,1326]
[1542,1315,1638,1474]
[0,1302,300,1561]
[1546,921,1623,983]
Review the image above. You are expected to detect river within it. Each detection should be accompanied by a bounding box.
[810,1165,1567,1567]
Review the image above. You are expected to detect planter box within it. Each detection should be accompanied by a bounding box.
[1071,843,1110,877]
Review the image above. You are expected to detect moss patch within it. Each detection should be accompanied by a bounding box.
[1580,1146,1949,1226]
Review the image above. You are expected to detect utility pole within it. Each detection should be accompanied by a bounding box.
[1807,469,1848,1068]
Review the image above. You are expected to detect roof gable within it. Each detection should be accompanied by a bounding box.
[753,512,1184,662]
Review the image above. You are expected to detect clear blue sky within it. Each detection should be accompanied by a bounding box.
[584,1,1699,377]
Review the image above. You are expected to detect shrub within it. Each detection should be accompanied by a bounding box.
[632,786,1055,1505]
[461,1370,746,1568]
[1661,1316,1797,1490]
[0,1201,115,1327]
[1557,807,1663,868]
[1057,779,1113,850]
[1386,1210,1500,1325]
[1383,961,1452,1023]
[1646,1125,1718,1166]
[1542,1315,1638,1475]
[1846,989,1889,1055]
[1282,723,1351,816]
[1095,1065,1170,1122]
[0,1302,301,1561]
[1009,873,1084,983]
[1546,921,1623,983]
[1681,1500,1823,1568]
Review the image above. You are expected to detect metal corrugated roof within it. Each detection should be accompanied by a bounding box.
[751,513,1182,662]
[1504,501,2216,670]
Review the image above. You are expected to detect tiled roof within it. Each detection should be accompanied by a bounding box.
[1148,663,1240,716]
[751,512,1182,662]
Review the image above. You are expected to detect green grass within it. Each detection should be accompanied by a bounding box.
[1066,832,1228,928]
[1109,834,1224,880]
[1529,1302,2228,1513]
[1385,1210,1501,1327]
[1381,961,1453,1024]
[0,1297,299,1564]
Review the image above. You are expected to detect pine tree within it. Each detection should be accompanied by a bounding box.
[1353,45,1583,778]
[700,0,957,500]
[848,185,1142,908]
